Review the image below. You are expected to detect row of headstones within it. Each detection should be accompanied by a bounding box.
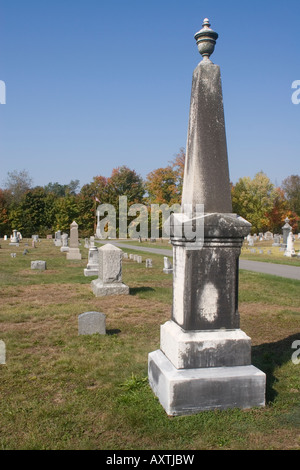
[84,243,173,277]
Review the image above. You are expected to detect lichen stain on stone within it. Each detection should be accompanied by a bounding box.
[198,282,219,322]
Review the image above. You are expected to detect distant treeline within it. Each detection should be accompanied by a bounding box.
[0,149,299,237]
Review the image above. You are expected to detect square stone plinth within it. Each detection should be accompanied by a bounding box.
[148,349,266,416]
[66,248,82,260]
[160,320,251,369]
[91,279,129,297]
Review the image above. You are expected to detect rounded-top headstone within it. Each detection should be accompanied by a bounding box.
[78,311,106,335]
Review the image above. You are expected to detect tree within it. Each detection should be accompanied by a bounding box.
[4,169,33,204]
[44,179,80,197]
[145,166,180,204]
[170,147,185,198]
[282,175,300,216]
[0,189,11,234]
[108,166,145,206]
[231,172,276,233]
[8,187,51,237]
[265,187,289,233]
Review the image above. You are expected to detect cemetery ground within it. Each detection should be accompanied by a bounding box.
[0,238,300,450]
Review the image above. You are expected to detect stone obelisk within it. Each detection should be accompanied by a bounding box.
[148,19,266,415]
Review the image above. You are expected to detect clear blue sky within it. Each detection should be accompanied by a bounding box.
[0,0,299,190]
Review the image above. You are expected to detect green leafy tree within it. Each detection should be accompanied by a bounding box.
[231,172,276,233]
[53,195,79,232]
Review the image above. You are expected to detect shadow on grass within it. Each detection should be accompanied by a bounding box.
[106,329,121,336]
[129,287,155,296]
[252,333,300,404]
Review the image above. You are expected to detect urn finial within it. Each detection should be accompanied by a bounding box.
[194,18,218,61]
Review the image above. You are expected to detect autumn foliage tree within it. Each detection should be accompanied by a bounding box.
[231,172,276,233]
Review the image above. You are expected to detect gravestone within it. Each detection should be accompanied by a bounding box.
[84,246,99,276]
[60,233,69,252]
[0,340,5,364]
[129,254,134,260]
[282,217,292,247]
[31,260,46,270]
[137,256,142,263]
[3,235,7,241]
[10,253,16,258]
[54,230,62,247]
[248,236,254,247]
[146,258,152,268]
[78,311,106,335]
[9,230,19,246]
[284,231,296,257]
[272,235,280,246]
[264,231,273,240]
[91,243,129,296]
[66,221,82,260]
[148,19,266,415]
[163,257,173,273]
[123,252,128,259]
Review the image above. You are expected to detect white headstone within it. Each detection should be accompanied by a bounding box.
[284,232,296,257]
[163,257,173,273]
[91,244,129,296]
[0,340,6,364]
[84,246,99,276]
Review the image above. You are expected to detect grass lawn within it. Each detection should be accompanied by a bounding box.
[0,237,300,450]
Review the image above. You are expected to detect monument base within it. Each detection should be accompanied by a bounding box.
[91,279,129,297]
[84,267,99,276]
[148,349,266,416]
[66,248,82,260]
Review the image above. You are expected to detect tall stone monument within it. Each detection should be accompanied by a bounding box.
[66,221,82,260]
[148,19,266,415]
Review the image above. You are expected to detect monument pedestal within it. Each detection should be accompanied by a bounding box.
[66,248,81,260]
[148,349,265,416]
[148,213,266,415]
[91,279,129,296]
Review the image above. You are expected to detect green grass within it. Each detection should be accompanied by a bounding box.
[0,238,300,450]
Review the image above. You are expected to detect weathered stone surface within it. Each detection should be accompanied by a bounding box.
[148,349,266,416]
[91,280,130,297]
[78,311,106,335]
[148,20,266,416]
[181,62,232,214]
[91,243,129,297]
[31,260,46,270]
[84,246,99,276]
[66,248,82,260]
[160,320,251,369]
[66,221,81,259]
